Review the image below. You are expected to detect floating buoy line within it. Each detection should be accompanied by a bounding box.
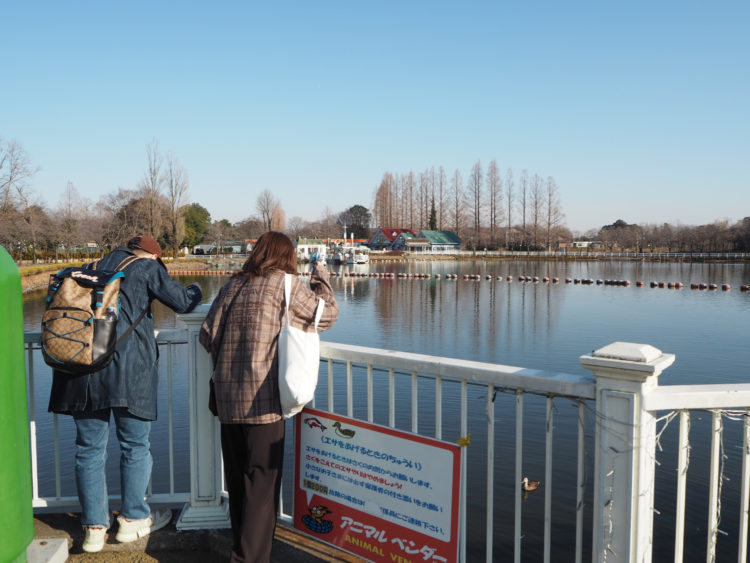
[169,270,749,292]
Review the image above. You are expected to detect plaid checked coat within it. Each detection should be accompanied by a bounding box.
[199,264,338,424]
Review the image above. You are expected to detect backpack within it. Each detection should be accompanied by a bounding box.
[41,256,147,374]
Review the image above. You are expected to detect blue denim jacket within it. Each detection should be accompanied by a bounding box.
[48,247,202,420]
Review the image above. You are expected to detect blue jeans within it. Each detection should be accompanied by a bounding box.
[73,408,152,527]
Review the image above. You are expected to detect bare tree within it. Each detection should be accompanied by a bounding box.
[372,172,397,227]
[208,219,236,253]
[82,198,117,258]
[530,173,544,247]
[467,160,483,246]
[57,181,84,260]
[164,154,189,258]
[449,169,465,238]
[505,168,514,247]
[544,176,565,250]
[419,171,429,231]
[486,160,502,247]
[404,172,416,232]
[101,188,144,246]
[256,189,279,231]
[0,138,38,211]
[0,138,39,257]
[437,166,447,229]
[270,205,286,231]
[286,216,307,240]
[235,215,265,241]
[138,141,166,237]
[517,170,529,246]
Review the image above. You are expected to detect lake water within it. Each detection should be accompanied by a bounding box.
[23,260,750,560]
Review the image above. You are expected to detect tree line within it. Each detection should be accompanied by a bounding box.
[592,219,750,253]
[371,161,566,250]
[3,135,748,263]
[0,137,374,262]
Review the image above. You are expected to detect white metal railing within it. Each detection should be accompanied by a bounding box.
[24,309,750,562]
[24,329,190,510]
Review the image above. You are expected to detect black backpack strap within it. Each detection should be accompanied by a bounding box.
[113,307,149,349]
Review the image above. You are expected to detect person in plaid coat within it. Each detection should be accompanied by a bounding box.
[199,231,337,562]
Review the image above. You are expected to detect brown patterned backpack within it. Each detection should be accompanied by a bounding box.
[41,256,146,374]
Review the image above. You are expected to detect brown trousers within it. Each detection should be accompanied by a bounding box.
[221,420,286,563]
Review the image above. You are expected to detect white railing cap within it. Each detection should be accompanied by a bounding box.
[592,342,662,363]
[579,341,676,377]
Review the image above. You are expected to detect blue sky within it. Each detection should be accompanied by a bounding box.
[2,1,748,233]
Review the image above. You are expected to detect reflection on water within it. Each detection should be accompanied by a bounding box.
[22,261,750,560]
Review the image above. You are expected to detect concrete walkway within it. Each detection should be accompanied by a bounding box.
[32,510,362,562]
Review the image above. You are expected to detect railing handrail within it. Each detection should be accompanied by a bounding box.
[320,341,596,400]
[643,383,750,411]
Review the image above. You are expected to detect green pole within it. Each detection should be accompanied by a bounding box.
[0,246,33,562]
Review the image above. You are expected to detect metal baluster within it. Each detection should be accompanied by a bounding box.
[167,342,175,496]
[389,367,395,428]
[346,360,353,418]
[367,364,373,423]
[738,410,750,563]
[486,383,495,562]
[544,396,554,563]
[327,358,333,413]
[460,379,468,563]
[707,410,722,562]
[575,400,585,563]
[435,375,442,440]
[411,370,418,433]
[514,390,523,563]
[675,410,690,562]
[27,342,40,502]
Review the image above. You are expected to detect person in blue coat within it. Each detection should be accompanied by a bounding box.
[48,235,202,552]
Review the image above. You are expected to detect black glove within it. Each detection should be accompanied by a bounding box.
[187,282,203,300]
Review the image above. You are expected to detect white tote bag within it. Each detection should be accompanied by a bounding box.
[278,273,325,418]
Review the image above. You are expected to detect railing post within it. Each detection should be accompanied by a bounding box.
[580,342,675,563]
[175,304,230,529]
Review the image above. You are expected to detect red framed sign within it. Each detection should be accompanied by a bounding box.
[294,407,462,563]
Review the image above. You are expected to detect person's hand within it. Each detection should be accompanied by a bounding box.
[187,282,203,299]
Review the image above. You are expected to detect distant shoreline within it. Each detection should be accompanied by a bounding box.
[19,253,749,294]
[368,253,750,263]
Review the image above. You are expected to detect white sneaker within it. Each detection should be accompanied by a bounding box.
[115,508,172,543]
[82,526,107,552]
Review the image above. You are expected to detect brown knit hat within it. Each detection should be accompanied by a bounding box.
[127,235,166,269]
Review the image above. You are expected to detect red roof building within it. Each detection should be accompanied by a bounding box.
[367,227,416,250]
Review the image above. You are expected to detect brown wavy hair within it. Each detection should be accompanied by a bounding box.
[240,231,297,278]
